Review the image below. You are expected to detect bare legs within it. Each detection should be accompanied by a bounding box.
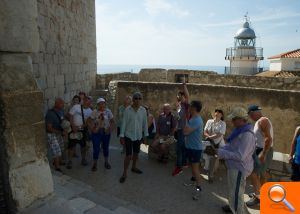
[191,163,202,187]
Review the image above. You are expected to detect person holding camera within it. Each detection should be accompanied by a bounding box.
[88,97,115,171]
[203,109,226,183]
[67,96,93,169]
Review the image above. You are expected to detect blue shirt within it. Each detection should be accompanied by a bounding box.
[295,135,300,164]
[185,115,203,150]
[45,109,64,132]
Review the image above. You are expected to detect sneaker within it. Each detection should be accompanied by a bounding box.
[247,192,255,198]
[183,164,190,169]
[81,159,88,166]
[172,167,183,176]
[104,162,111,170]
[192,186,202,200]
[131,168,143,174]
[246,196,260,207]
[66,161,72,169]
[222,205,233,213]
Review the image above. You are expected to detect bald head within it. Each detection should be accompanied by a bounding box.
[54,98,64,110]
[163,103,171,115]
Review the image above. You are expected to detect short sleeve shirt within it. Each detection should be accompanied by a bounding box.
[185,116,203,150]
[204,119,226,145]
[45,109,64,132]
[90,108,113,129]
[69,104,93,127]
[157,113,177,136]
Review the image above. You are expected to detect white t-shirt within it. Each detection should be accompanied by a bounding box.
[204,119,226,146]
[90,108,113,129]
[69,104,93,127]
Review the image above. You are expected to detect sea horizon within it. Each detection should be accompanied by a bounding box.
[97,64,226,74]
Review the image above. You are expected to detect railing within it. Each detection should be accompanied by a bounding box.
[224,67,264,75]
[225,47,264,59]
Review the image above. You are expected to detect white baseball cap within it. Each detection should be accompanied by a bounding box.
[97,97,106,104]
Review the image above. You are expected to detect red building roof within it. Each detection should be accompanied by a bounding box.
[268,49,300,59]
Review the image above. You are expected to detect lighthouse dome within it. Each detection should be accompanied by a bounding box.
[235,21,256,39]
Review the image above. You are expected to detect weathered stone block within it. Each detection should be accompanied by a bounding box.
[0,54,38,92]
[0,0,39,52]
[2,91,44,128]
[9,159,53,209]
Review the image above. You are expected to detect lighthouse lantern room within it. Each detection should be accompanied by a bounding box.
[225,16,264,75]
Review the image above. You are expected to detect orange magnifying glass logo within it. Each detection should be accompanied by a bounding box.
[268,184,295,212]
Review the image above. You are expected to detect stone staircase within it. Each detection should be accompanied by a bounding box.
[20,171,150,214]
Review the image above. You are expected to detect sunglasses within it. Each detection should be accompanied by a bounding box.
[134,97,142,100]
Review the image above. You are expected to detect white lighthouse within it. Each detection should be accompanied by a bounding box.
[225,16,264,75]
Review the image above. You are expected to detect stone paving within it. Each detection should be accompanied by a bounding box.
[21,134,260,214]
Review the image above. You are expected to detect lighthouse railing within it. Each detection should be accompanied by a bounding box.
[225,47,263,59]
[224,67,264,75]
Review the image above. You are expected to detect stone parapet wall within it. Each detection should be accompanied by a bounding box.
[96,72,138,89]
[188,73,300,91]
[32,0,97,110]
[97,69,300,91]
[108,81,300,154]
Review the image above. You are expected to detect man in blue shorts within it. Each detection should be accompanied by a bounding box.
[183,100,203,200]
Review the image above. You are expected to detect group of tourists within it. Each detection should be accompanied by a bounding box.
[45,83,300,214]
[45,92,115,173]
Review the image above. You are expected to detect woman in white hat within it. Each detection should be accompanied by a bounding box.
[87,97,115,171]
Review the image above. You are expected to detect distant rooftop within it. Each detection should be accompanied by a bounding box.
[256,70,300,78]
[268,49,300,59]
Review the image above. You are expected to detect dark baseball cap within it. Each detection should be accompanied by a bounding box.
[248,105,262,114]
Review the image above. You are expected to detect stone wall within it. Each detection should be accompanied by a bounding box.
[0,0,54,211]
[187,72,300,91]
[97,69,300,91]
[108,81,300,154]
[32,0,97,110]
[97,72,138,89]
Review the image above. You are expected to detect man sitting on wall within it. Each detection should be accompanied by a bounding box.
[151,103,177,163]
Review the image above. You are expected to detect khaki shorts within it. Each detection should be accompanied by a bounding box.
[253,147,273,176]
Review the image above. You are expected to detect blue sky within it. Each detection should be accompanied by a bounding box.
[96,0,300,67]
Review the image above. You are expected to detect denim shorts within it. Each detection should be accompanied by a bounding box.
[186,148,202,163]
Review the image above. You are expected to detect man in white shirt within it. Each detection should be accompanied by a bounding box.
[119,92,149,183]
[67,96,93,169]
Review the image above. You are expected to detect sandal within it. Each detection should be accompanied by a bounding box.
[119,176,126,183]
[131,168,143,174]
